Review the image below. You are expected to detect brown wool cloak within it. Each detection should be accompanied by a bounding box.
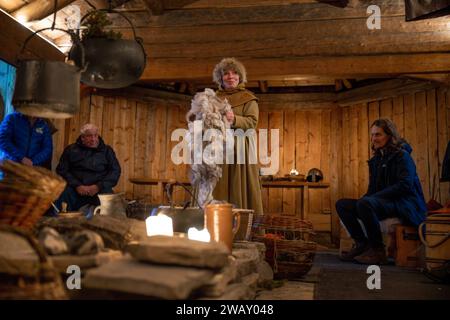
[212,87,264,214]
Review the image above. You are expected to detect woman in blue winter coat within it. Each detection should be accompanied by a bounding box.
[0,111,52,168]
[336,118,427,265]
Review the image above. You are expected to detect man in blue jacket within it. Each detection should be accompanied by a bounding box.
[0,111,53,169]
[54,123,121,215]
[336,118,427,265]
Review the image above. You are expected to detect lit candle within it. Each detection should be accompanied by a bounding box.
[145,214,174,237]
[187,227,211,242]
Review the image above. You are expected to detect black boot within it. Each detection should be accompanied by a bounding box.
[340,241,369,262]
[354,246,388,265]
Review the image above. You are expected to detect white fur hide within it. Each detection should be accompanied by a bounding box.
[186,88,232,208]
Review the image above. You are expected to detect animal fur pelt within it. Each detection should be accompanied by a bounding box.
[186,88,232,208]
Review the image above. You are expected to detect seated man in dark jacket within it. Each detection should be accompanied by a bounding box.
[336,118,427,265]
[54,123,121,215]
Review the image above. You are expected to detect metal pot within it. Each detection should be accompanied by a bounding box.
[68,9,146,89]
[151,206,204,233]
[150,180,204,233]
[13,28,84,119]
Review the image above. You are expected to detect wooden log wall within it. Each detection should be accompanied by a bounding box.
[50,86,450,241]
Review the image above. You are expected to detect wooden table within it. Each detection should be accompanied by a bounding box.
[261,180,330,220]
[129,178,191,204]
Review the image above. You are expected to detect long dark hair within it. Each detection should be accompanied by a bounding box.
[371,118,406,154]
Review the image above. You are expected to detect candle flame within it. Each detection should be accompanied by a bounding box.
[145,214,174,237]
[187,227,211,242]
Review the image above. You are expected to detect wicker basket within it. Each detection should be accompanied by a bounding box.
[252,214,317,279]
[252,214,315,241]
[233,209,254,241]
[262,238,317,279]
[0,160,66,229]
[0,225,67,299]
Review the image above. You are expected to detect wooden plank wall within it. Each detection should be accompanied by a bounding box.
[256,104,336,233]
[50,86,450,241]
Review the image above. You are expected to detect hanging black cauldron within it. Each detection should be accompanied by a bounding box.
[68,9,146,89]
[13,28,85,119]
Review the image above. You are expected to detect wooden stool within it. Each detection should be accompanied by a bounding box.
[379,218,402,258]
[394,225,421,268]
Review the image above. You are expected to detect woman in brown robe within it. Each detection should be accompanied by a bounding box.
[212,58,264,215]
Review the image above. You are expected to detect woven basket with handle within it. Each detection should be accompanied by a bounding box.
[0,160,66,229]
[252,214,317,279]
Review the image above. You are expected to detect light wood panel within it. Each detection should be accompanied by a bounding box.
[282,109,296,215]
[437,88,449,203]
[268,111,284,213]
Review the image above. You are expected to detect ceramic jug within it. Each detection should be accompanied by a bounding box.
[204,203,240,253]
[93,193,127,217]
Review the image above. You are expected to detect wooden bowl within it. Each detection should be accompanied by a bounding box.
[57,211,84,219]
[284,174,305,181]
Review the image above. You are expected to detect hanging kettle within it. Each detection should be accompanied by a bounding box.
[12,28,85,119]
[150,181,204,233]
[68,9,146,89]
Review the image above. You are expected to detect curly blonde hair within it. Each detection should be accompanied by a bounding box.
[212,57,247,87]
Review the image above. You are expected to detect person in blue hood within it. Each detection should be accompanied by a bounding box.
[54,123,121,215]
[336,118,427,265]
[0,111,52,170]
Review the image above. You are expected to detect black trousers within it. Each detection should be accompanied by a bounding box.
[336,197,398,248]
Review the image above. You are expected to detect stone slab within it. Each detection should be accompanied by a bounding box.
[242,272,260,291]
[84,256,215,299]
[198,256,238,297]
[82,216,134,250]
[37,216,131,250]
[49,250,123,273]
[232,247,261,280]
[233,241,266,250]
[0,231,39,277]
[126,236,229,269]
[257,260,274,288]
[127,219,148,241]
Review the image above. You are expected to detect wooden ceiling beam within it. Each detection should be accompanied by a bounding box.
[336,79,439,106]
[0,0,28,12]
[11,0,78,23]
[402,73,450,86]
[0,10,64,65]
[95,85,337,110]
[140,53,450,82]
[142,0,165,15]
[163,0,370,10]
[147,1,404,27]
[85,0,110,9]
